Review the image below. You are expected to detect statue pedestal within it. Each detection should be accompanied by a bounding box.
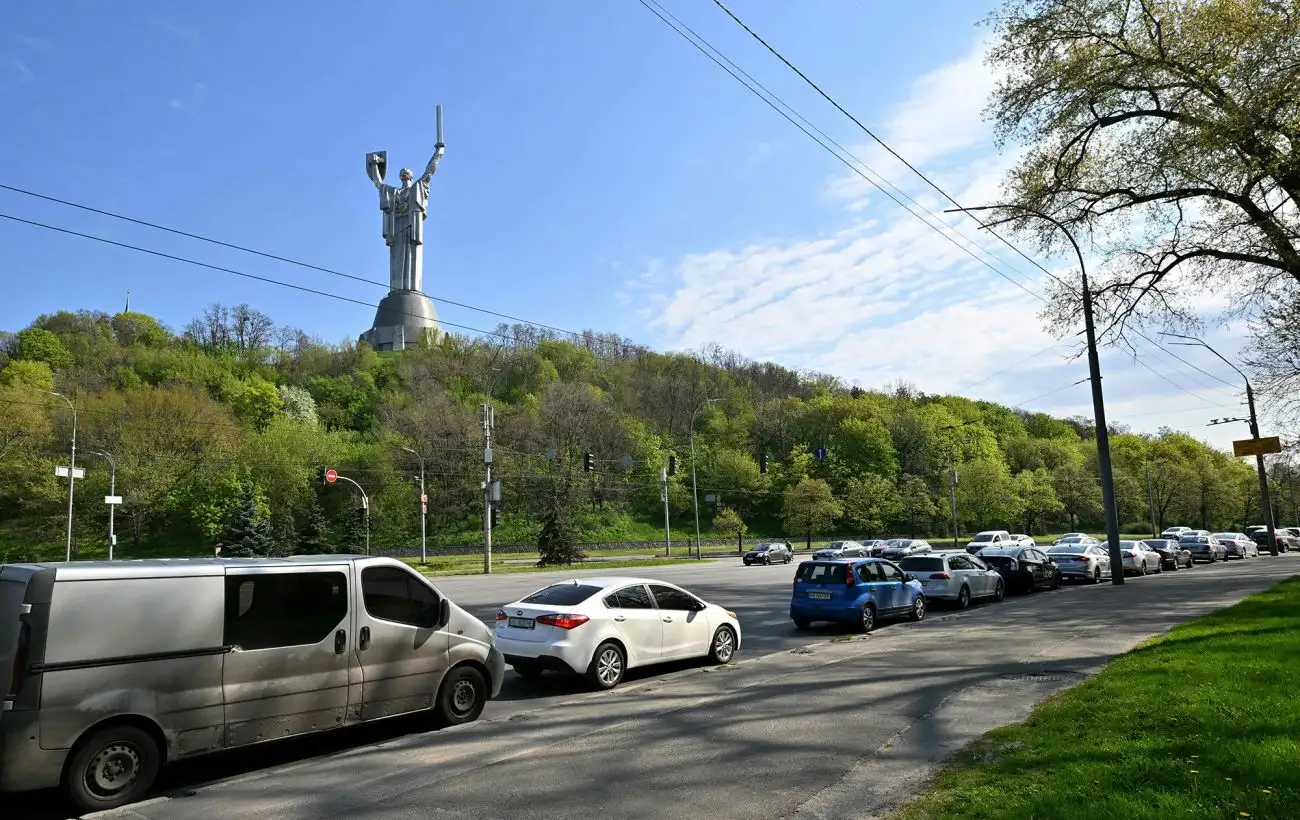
[359,290,442,351]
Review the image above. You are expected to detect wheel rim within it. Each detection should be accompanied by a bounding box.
[450,677,478,717]
[84,742,141,799]
[861,606,874,631]
[995,581,1004,600]
[914,597,926,619]
[597,647,623,685]
[714,629,735,663]
[959,587,969,607]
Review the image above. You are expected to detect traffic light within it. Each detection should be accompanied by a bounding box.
[316,466,327,485]
[667,455,677,476]
[490,507,500,527]
[583,452,594,472]
[759,453,768,474]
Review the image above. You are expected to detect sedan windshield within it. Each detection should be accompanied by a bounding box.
[753,545,771,552]
[970,534,994,542]
[521,583,603,606]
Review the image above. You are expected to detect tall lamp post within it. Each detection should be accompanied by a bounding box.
[1163,333,1278,556]
[89,449,118,560]
[401,446,428,565]
[45,391,78,562]
[690,397,720,560]
[940,420,977,547]
[946,204,1123,584]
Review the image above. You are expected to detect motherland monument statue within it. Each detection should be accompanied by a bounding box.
[359,105,446,350]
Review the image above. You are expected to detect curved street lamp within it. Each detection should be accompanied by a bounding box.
[690,397,720,560]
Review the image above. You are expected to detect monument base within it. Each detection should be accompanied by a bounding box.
[359,290,442,351]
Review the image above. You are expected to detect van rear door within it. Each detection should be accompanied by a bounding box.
[0,566,43,708]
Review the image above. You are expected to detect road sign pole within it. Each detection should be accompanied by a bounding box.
[1246,382,1279,556]
[661,465,671,557]
[107,467,116,561]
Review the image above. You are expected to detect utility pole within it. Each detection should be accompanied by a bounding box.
[661,464,671,557]
[939,420,975,547]
[401,446,427,565]
[690,397,719,561]
[46,391,79,562]
[482,402,494,574]
[1166,333,1279,556]
[1145,460,1157,538]
[91,450,119,560]
[947,205,1123,585]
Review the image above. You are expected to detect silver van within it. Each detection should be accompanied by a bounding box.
[0,555,504,813]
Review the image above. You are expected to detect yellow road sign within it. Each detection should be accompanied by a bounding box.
[1233,436,1282,458]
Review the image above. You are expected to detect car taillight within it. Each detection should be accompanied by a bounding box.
[845,570,856,586]
[536,613,590,630]
[495,609,507,621]
[930,572,950,580]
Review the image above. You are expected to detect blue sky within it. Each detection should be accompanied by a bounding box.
[0,0,1256,449]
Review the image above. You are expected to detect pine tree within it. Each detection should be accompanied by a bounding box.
[294,494,332,555]
[220,480,274,557]
[537,506,585,566]
[343,507,368,554]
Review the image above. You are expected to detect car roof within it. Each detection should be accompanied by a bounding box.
[531,576,670,590]
[979,546,1027,555]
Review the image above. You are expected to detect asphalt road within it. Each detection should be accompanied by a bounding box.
[14,554,1297,819]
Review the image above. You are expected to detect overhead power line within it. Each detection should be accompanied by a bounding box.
[693,0,1242,400]
[0,182,648,358]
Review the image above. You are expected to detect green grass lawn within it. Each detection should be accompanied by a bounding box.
[404,556,695,576]
[891,576,1300,820]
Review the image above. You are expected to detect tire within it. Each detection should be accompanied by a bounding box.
[64,724,161,814]
[709,626,737,664]
[1092,568,1101,584]
[764,556,771,566]
[909,595,927,622]
[512,662,544,680]
[793,617,812,630]
[1138,562,1147,576]
[956,585,971,610]
[992,579,1005,601]
[434,665,487,727]
[785,554,792,564]
[858,603,877,633]
[587,641,626,690]
[1051,572,1061,590]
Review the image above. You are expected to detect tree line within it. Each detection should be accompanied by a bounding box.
[0,305,1294,565]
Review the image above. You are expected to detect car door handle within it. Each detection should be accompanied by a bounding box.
[613,615,627,622]
[358,626,371,651]
[334,629,346,655]
[663,616,673,623]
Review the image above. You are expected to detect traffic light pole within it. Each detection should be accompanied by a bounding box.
[661,465,671,557]
[333,475,370,556]
[482,403,494,575]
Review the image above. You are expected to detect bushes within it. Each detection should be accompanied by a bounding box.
[1121,521,1154,535]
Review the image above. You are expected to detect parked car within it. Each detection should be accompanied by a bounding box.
[495,577,741,690]
[964,530,1012,553]
[743,543,793,565]
[1009,534,1037,548]
[880,539,933,561]
[898,552,1004,608]
[1046,543,1112,583]
[789,559,926,631]
[1213,532,1259,559]
[0,556,504,813]
[1141,538,1194,570]
[811,540,867,560]
[1117,540,1163,575]
[1247,528,1294,554]
[1179,533,1227,563]
[1161,526,1192,540]
[860,539,888,555]
[1053,532,1089,545]
[976,546,1062,593]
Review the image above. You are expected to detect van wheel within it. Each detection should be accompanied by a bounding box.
[434,666,487,727]
[65,724,161,813]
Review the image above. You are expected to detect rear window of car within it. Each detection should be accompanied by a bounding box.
[521,583,602,606]
[971,534,994,542]
[796,563,847,583]
[899,557,944,572]
[1047,545,1082,554]
[981,554,1016,566]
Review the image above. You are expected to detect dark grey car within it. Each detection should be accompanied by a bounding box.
[743,543,793,566]
[1179,534,1226,563]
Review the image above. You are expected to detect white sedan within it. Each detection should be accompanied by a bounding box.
[494,577,742,689]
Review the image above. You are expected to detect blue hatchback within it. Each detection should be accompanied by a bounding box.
[790,558,927,632]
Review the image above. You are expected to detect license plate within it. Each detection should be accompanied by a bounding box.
[508,617,535,629]
[807,591,832,600]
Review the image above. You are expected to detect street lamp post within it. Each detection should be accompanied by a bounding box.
[940,420,977,547]
[90,450,117,560]
[946,204,1123,584]
[401,446,428,565]
[45,391,78,562]
[1164,333,1279,556]
[690,398,720,560]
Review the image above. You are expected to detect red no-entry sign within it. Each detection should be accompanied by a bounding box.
[325,469,338,484]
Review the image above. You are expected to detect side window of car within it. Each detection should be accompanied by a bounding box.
[224,571,349,650]
[949,555,973,571]
[612,584,654,609]
[648,584,702,612]
[361,566,442,629]
[878,563,904,582]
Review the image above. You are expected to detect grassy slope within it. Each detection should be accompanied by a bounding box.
[892,576,1300,820]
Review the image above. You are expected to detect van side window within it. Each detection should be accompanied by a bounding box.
[224,572,348,650]
[362,566,442,628]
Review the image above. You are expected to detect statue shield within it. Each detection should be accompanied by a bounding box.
[367,150,388,184]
